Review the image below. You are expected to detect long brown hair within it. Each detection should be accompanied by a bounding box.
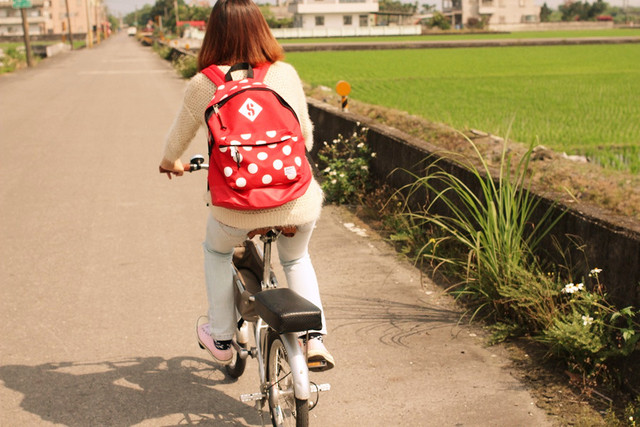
[197,0,284,71]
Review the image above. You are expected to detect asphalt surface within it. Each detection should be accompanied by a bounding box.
[0,33,553,426]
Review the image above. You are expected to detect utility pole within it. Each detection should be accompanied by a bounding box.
[64,0,74,50]
[19,7,33,67]
[85,0,93,48]
[13,0,33,67]
[95,0,101,44]
[174,0,179,34]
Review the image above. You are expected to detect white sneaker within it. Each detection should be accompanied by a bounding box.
[305,335,335,372]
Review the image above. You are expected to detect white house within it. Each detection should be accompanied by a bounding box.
[442,0,540,30]
[288,0,379,30]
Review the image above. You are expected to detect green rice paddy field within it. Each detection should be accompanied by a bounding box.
[286,41,640,172]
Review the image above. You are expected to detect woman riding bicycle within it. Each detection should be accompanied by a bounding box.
[159,0,334,370]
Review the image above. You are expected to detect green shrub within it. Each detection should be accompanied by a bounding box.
[0,46,26,74]
[174,54,198,78]
[316,126,375,205]
[153,42,173,60]
[428,12,451,30]
[537,269,639,376]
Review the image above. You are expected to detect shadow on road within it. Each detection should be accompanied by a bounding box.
[0,356,260,426]
[325,294,462,346]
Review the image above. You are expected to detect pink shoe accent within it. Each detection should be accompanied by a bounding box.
[197,322,233,365]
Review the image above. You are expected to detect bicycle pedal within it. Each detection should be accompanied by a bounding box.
[311,383,331,393]
[307,360,328,370]
[240,392,265,403]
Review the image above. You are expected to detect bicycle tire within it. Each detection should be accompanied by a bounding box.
[225,342,247,379]
[267,332,309,427]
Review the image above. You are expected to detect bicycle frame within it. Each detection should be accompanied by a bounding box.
[234,230,320,406]
[177,155,328,423]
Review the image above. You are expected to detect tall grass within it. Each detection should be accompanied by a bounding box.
[397,137,564,330]
[385,136,640,380]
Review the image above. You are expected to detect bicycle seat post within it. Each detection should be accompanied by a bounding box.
[259,230,278,290]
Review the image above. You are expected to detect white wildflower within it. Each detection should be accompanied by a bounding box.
[331,179,337,184]
[323,167,331,173]
[582,315,594,326]
[562,283,578,294]
[361,165,369,171]
[589,268,603,277]
[576,283,584,290]
[329,171,337,176]
[339,173,345,178]
[357,142,365,149]
[371,152,377,158]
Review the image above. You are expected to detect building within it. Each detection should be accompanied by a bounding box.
[0,0,106,38]
[288,0,379,30]
[0,0,49,36]
[442,0,540,30]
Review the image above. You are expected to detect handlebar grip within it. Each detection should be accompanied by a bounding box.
[159,164,189,176]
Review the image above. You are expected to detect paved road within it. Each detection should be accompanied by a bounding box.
[0,33,552,426]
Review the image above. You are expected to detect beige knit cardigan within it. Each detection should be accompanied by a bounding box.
[163,61,324,230]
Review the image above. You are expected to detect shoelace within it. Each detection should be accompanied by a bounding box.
[214,339,232,350]
[301,333,323,344]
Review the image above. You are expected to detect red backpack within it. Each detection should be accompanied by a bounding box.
[202,62,312,210]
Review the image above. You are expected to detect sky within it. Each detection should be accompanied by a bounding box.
[103,0,639,17]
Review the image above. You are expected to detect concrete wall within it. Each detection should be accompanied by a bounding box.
[271,25,421,38]
[307,98,640,307]
[489,20,615,32]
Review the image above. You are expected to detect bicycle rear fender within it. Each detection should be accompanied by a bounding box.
[280,333,311,400]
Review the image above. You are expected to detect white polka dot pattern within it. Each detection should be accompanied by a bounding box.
[212,128,310,190]
[202,67,313,207]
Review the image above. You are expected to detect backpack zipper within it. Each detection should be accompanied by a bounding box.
[212,105,226,130]
[208,87,300,125]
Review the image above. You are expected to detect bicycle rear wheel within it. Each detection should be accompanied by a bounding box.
[267,333,309,427]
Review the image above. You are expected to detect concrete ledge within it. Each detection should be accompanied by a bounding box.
[45,42,71,57]
[307,97,640,306]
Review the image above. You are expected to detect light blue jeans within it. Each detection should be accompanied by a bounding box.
[203,215,327,341]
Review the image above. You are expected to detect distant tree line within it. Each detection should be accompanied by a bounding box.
[116,0,638,33]
[539,0,638,23]
[120,1,297,32]
[121,0,211,34]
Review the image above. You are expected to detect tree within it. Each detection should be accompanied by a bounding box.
[187,5,211,21]
[540,2,553,22]
[421,3,437,13]
[259,4,293,28]
[379,0,417,14]
[428,12,451,29]
[560,0,609,21]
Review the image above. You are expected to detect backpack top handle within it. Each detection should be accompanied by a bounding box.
[225,62,253,81]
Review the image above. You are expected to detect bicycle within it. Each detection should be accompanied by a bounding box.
[162,155,331,427]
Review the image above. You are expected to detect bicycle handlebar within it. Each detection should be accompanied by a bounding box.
[159,155,208,177]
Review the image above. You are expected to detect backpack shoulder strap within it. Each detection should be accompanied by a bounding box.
[202,62,271,84]
[253,62,270,82]
[201,65,226,86]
